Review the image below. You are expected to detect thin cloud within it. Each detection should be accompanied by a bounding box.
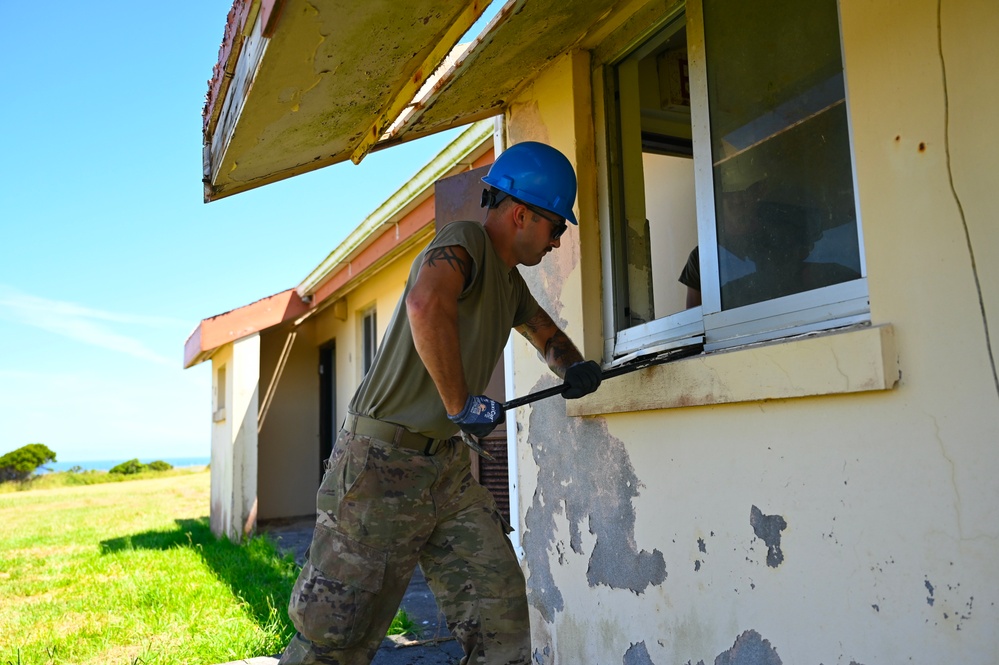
[0,285,183,366]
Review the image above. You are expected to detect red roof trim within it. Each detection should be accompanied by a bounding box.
[309,147,495,307]
[183,288,308,368]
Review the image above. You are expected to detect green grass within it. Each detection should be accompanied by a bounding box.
[386,608,418,638]
[0,471,299,665]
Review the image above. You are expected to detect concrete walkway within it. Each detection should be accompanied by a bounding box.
[217,518,464,665]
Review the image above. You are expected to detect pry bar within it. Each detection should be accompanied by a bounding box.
[500,345,702,412]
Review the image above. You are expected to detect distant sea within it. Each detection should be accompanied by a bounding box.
[41,457,211,473]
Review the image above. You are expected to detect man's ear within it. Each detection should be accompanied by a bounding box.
[510,201,528,230]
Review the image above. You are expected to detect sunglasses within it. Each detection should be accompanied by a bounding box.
[515,198,568,240]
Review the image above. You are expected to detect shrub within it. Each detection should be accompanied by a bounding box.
[109,458,146,475]
[0,443,57,483]
[147,460,173,471]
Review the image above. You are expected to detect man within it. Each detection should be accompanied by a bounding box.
[279,141,603,665]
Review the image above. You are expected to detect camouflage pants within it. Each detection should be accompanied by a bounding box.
[278,425,530,665]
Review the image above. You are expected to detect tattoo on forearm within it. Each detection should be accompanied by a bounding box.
[518,310,582,376]
[520,311,545,339]
[545,331,581,375]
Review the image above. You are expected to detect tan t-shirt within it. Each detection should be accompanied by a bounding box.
[348,221,540,439]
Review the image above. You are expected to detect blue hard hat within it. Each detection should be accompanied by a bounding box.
[481,141,578,225]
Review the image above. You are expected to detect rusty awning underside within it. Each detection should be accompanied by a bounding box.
[203,0,623,202]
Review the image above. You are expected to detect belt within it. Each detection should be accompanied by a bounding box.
[344,413,447,456]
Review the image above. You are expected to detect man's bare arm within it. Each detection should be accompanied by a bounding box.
[515,308,584,380]
[406,245,473,415]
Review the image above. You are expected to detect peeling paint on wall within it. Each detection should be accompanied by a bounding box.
[523,378,667,622]
[508,102,553,150]
[923,576,976,630]
[749,505,787,568]
[679,630,796,665]
[622,641,655,665]
[714,630,783,665]
[532,645,551,664]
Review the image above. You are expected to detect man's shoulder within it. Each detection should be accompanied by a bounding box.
[432,221,488,255]
[436,220,486,239]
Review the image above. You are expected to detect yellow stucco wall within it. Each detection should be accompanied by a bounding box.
[208,238,430,532]
[508,2,999,664]
[313,241,427,433]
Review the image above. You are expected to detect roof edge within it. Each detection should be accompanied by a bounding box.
[183,288,308,369]
[297,119,494,297]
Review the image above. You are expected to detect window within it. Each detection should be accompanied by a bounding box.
[361,308,378,375]
[213,364,227,422]
[602,0,867,360]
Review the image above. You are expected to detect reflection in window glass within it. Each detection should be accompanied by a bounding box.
[704,0,861,310]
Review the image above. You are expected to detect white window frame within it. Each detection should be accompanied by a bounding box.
[599,0,869,362]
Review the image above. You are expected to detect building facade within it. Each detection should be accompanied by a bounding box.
[195,1,998,662]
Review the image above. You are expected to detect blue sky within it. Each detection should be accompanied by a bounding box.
[0,2,482,462]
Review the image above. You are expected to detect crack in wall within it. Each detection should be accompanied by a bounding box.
[926,411,965,538]
[937,0,998,399]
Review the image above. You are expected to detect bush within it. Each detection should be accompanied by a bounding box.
[108,459,174,475]
[109,458,146,475]
[0,443,57,482]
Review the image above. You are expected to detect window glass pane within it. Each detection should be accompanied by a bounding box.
[704,0,861,311]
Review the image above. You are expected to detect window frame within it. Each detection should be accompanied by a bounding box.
[361,306,378,376]
[597,0,870,362]
[213,363,227,422]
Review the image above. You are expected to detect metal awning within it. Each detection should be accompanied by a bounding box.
[203,0,622,202]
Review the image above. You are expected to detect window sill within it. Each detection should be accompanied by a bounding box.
[568,324,898,417]
[213,408,227,423]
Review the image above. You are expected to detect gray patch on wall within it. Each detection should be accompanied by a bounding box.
[523,376,667,622]
[623,641,655,665]
[715,630,782,665]
[750,505,787,568]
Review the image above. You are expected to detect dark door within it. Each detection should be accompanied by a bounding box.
[319,341,336,482]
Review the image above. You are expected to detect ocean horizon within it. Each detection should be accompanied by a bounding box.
[41,457,211,473]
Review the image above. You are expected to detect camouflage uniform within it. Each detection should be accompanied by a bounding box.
[279,424,531,665]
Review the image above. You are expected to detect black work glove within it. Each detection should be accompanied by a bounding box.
[563,360,602,399]
[448,394,506,438]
